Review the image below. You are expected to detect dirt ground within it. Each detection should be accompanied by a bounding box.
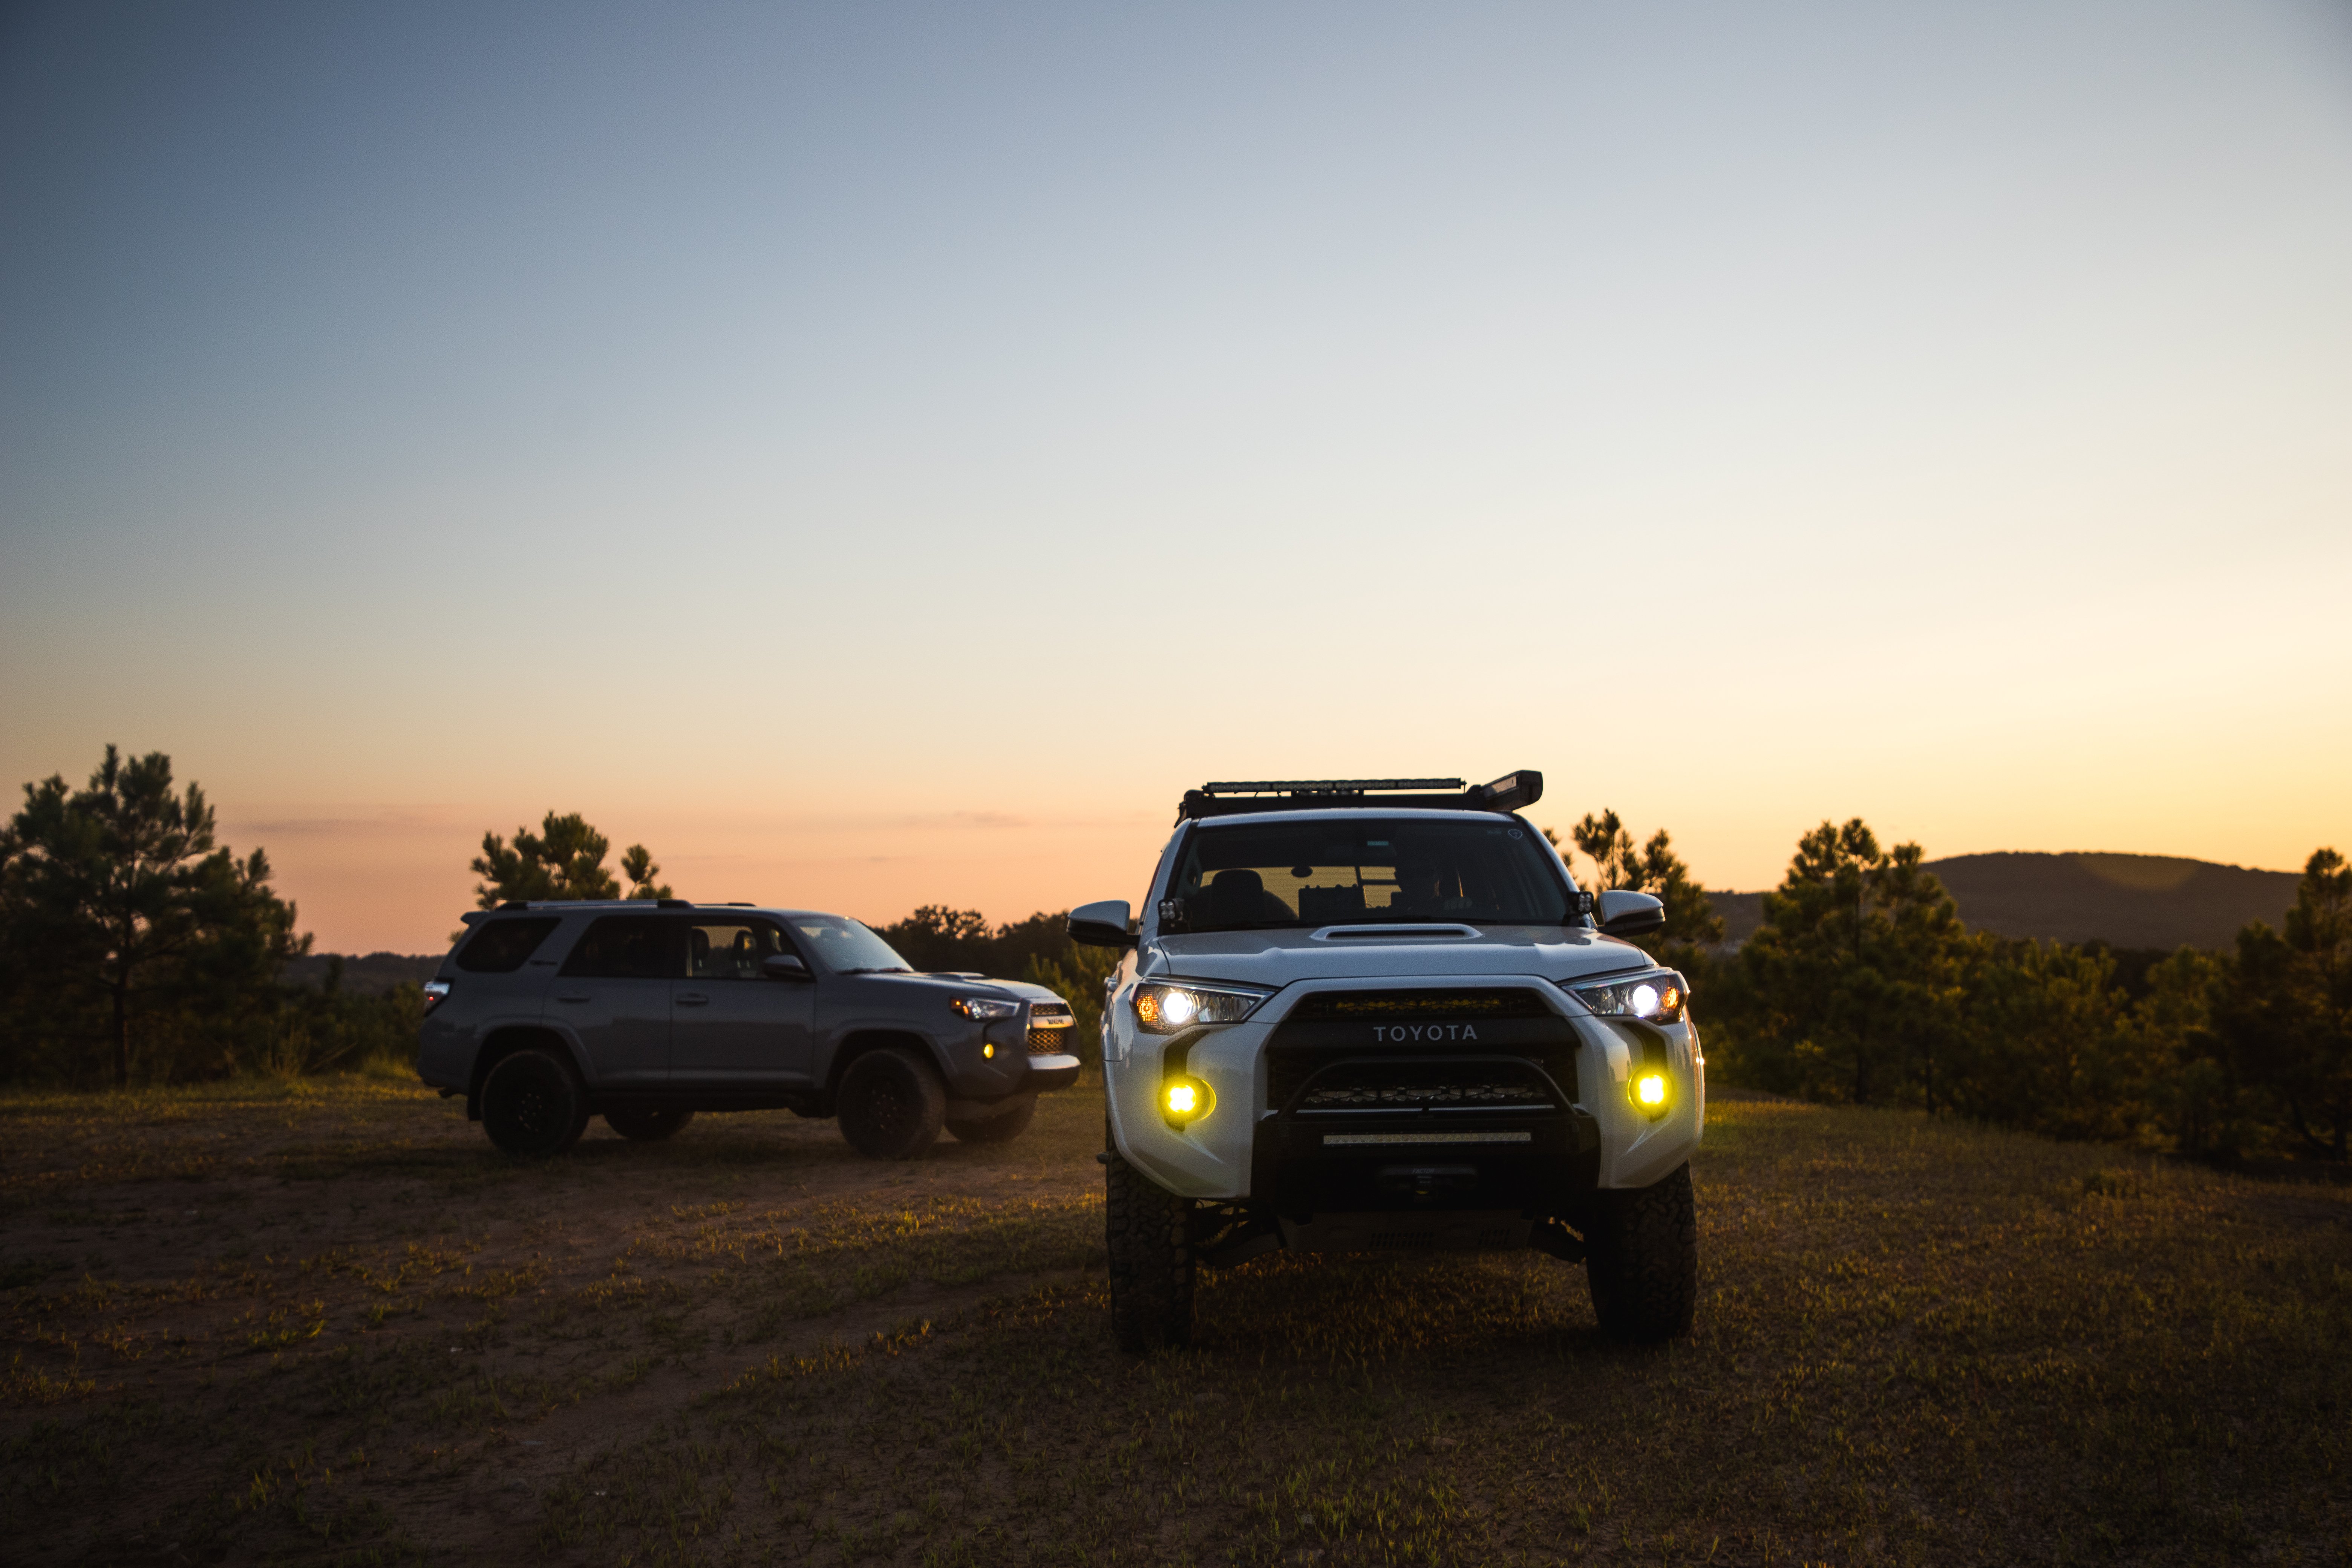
[5,1077,2348,1566]
[3,1079,1107,1563]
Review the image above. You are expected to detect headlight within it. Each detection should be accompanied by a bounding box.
[951,996,1021,1021]
[1568,969,1688,1023]
[1131,981,1267,1034]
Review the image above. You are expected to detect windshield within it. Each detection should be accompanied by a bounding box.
[1167,817,1574,932]
[788,914,914,974]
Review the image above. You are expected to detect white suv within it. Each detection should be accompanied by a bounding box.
[1070,773,1702,1350]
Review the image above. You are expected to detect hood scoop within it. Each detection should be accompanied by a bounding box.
[1312,923,1482,941]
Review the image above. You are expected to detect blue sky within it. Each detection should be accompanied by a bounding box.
[3,1,2349,949]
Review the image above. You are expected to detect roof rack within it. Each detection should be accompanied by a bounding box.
[488,897,702,911]
[1176,770,1542,822]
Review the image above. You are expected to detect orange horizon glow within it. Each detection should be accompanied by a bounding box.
[192,766,2344,955]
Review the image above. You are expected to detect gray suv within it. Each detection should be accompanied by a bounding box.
[415,900,1080,1158]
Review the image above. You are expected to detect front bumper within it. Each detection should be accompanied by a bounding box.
[1106,976,1704,1207]
[1023,1053,1081,1092]
[1250,1097,1603,1223]
[942,1011,1084,1102]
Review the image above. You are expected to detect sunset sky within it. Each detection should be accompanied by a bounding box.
[3,1,2349,954]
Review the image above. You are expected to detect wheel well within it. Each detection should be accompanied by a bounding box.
[826,1029,940,1101]
[470,1026,579,1106]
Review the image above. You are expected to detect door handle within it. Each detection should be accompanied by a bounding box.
[675,992,710,1006]
[554,992,591,1003]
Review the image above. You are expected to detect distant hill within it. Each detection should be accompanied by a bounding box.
[281,952,441,995]
[1705,852,2301,952]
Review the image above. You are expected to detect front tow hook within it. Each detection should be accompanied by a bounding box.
[1377,1164,1479,1199]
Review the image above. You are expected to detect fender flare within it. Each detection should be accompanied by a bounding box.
[467,1023,593,1119]
[818,1026,951,1112]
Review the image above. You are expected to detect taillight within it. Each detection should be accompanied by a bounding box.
[422,980,451,1015]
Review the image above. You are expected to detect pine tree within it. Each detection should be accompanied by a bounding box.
[1544,815,1725,958]
[1736,819,1967,1106]
[471,812,670,906]
[0,746,305,1086]
[2220,848,2352,1159]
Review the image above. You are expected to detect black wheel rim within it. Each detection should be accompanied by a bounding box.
[499,1065,565,1148]
[857,1065,911,1141]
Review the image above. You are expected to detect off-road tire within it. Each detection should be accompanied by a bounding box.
[1106,1148,1195,1352]
[603,1107,694,1142]
[835,1048,947,1159]
[945,1097,1036,1144]
[480,1049,591,1158]
[1585,1161,1698,1342]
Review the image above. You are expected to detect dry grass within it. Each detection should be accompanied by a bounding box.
[2,1080,2346,1566]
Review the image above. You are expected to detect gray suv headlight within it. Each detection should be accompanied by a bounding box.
[951,997,1021,1021]
[1567,969,1688,1023]
[1132,981,1269,1034]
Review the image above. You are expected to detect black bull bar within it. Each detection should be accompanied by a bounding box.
[1246,1010,1604,1223]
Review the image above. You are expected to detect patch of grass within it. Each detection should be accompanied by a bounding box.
[2,1351,100,1406]
[0,1254,70,1291]
[241,1299,328,1352]
[2,1080,2345,1565]
[550,1104,2352,1566]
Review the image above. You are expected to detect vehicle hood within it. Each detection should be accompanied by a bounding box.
[988,978,1072,1007]
[849,971,1024,1000]
[1144,925,1656,989]
[901,973,1066,1006]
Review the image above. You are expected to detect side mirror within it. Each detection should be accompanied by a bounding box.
[761,953,812,981]
[1068,899,1136,950]
[1595,890,1666,939]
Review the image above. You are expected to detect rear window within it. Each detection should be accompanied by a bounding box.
[1168,818,1573,932]
[455,917,562,973]
[559,916,679,979]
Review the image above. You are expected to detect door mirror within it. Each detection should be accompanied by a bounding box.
[761,953,812,981]
[1595,890,1666,938]
[1068,899,1136,949]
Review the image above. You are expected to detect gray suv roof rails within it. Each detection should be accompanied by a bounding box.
[490,897,701,911]
[1175,770,1542,822]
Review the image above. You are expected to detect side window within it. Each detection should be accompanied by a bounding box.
[559,916,681,979]
[455,917,562,974]
[684,921,787,981]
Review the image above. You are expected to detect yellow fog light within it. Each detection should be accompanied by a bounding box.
[1162,1075,1213,1126]
[983,1042,995,1059]
[1632,1072,1669,1114]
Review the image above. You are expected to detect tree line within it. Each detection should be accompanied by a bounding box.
[3,746,2342,1164]
[0,751,1115,1086]
[1576,812,2350,1165]
[0,747,418,1084]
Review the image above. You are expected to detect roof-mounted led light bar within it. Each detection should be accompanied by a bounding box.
[1175,770,1542,822]
[1200,778,1465,795]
